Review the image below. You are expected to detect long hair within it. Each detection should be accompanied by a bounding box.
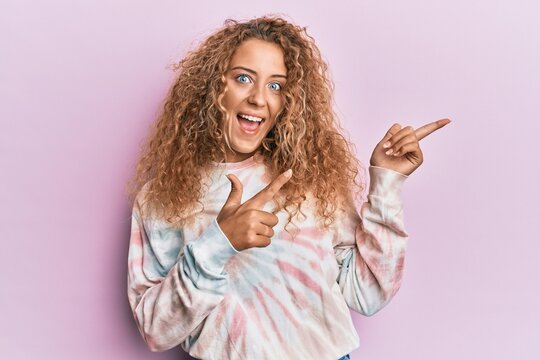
[126,15,365,229]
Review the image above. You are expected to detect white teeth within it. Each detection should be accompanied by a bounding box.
[238,114,263,122]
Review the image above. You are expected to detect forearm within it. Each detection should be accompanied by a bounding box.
[128,218,238,351]
[336,166,409,316]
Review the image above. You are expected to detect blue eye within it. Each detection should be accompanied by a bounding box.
[236,74,251,84]
[269,82,281,91]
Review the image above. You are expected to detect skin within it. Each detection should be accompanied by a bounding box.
[370,119,452,176]
[220,38,287,163]
[218,170,292,251]
[217,38,452,250]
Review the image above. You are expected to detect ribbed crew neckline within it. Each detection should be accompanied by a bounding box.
[211,152,261,171]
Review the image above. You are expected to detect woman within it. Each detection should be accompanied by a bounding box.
[126,15,450,359]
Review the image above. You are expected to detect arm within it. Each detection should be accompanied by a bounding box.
[333,165,409,316]
[127,191,239,351]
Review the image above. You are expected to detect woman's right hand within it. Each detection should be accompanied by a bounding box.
[216,169,292,251]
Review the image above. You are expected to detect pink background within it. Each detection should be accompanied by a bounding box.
[2,0,538,359]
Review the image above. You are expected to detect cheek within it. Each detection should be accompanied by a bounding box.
[270,97,285,117]
[221,91,232,110]
[222,84,245,109]
[221,85,236,108]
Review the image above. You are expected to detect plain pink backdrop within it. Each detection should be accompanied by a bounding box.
[1,0,538,359]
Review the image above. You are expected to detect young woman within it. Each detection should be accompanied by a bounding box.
[126,15,450,359]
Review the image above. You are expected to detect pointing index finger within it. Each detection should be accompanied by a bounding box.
[246,169,292,209]
[415,118,451,141]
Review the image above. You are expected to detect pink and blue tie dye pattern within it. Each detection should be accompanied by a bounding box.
[127,155,408,359]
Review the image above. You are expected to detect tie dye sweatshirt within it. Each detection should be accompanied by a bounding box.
[127,154,409,359]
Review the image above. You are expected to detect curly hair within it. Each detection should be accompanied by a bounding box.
[126,14,365,230]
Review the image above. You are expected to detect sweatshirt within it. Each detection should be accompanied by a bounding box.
[127,153,409,359]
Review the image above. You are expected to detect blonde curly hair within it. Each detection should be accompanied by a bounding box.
[126,14,365,230]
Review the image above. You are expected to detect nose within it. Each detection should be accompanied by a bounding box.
[247,84,265,107]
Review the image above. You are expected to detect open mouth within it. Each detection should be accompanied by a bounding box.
[236,113,265,133]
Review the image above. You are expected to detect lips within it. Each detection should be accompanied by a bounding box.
[236,114,265,134]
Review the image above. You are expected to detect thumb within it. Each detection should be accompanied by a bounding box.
[224,173,243,207]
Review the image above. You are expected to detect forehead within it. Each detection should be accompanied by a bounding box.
[229,38,287,74]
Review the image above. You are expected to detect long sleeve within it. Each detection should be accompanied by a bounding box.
[333,165,409,316]
[127,193,239,352]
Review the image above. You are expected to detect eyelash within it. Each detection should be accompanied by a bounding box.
[235,74,282,91]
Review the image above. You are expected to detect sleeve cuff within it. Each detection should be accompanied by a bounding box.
[186,218,239,275]
[368,166,408,202]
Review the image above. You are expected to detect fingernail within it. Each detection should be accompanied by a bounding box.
[383,141,391,148]
[285,169,292,177]
[385,148,393,155]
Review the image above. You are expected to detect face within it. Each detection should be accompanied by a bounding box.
[220,38,287,163]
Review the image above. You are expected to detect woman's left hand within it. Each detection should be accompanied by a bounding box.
[370,118,451,176]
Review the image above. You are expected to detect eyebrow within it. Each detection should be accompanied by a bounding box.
[229,66,287,79]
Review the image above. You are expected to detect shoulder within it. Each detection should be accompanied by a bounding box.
[132,180,162,221]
